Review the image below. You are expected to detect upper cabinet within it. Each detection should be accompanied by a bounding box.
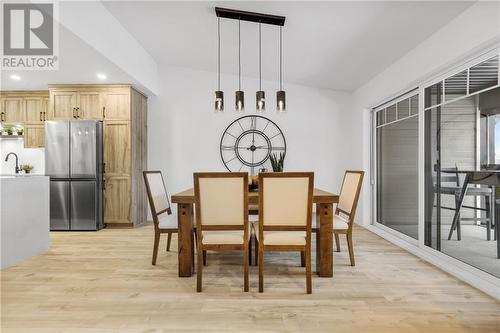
[103,91,130,120]
[49,90,78,120]
[48,85,132,121]
[2,97,24,123]
[0,91,48,124]
[78,91,103,120]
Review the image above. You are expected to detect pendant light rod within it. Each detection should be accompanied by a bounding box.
[217,17,221,90]
[279,26,282,91]
[238,18,241,90]
[215,7,285,26]
[259,22,262,91]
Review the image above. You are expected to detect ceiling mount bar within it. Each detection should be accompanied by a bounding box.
[215,7,285,26]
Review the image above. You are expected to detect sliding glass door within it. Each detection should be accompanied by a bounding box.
[372,51,499,279]
[374,93,419,240]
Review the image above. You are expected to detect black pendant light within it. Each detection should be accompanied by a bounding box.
[214,17,224,112]
[277,26,286,112]
[235,19,244,112]
[256,22,265,112]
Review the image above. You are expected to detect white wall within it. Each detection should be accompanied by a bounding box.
[352,1,500,226]
[148,65,354,211]
[0,140,44,175]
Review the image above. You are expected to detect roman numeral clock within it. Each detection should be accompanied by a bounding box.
[220,115,286,175]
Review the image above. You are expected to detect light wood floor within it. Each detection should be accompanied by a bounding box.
[1,224,499,333]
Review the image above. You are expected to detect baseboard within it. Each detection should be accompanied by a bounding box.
[365,224,500,300]
[105,222,134,229]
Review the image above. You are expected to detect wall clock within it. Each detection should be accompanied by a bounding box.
[220,115,286,175]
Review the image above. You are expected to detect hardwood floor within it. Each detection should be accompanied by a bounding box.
[1,224,499,332]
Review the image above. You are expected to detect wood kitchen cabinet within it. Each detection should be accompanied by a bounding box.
[24,123,45,148]
[49,90,78,120]
[1,97,24,123]
[49,84,148,228]
[0,91,49,125]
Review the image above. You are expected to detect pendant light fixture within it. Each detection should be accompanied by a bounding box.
[277,26,286,112]
[214,17,224,112]
[235,19,244,112]
[256,22,265,112]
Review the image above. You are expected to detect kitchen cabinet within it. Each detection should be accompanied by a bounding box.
[1,97,24,123]
[104,177,131,225]
[49,90,77,120]
[24,97,46,122]
[0,91,49,125]
[78,91,102,120]
[103,91,130,120]
[49,84,147,228]
[24,123,45,148]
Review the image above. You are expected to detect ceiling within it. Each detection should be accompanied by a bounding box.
[104,1,474,92]
[0,25,140,91]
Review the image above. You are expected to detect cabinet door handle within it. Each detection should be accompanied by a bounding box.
[72,107,77,118]
[1,112,5,122]
[77,107,81,118]
[43,112,47,121]
[102,106,106,119]
[40,111,43,121]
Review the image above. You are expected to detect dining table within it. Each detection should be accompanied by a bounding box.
[171,187,339,278]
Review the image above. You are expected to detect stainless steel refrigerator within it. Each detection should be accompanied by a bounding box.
[45,120,104,231]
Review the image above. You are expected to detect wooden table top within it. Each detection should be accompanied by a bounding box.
[171,187,339,204]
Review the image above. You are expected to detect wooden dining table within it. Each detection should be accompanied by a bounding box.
[171,188,339,278]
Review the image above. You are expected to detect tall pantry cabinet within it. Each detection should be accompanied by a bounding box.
[48,84,148,228]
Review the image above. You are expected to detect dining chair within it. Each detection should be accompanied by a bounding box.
[143,171,178,265]
[328,170,364,266]
[258,172,314,294]
[194,172,250,292]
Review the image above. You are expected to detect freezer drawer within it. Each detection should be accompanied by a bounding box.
[45,121,70,178]
[71,121,97,178]
[70,180,97,230]
[50,181,70,230]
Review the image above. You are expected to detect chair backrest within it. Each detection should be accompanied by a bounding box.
[336,170,364,227]
[194,172,248,231]
[143,171,171,226]
[440,165,460,186]
[259,172,314,231]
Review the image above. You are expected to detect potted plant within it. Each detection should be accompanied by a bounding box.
[16,127,23,135]
[20,164,34,174]
[3,126,13,135]
[269,152,285,172]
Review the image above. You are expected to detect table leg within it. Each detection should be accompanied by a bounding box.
[316,203,333,277]
[177,203,194,277]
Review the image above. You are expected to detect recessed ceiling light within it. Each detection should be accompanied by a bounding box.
[96,73,107,80]
[10,74,21,81]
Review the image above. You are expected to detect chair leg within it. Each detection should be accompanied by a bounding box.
[300,251,305,267]
[334,234,341,252]
[254,238,259,267]
[166,232,172,251]
[258,247,264,293]
[152,231,160,265]
[197,245,203,292]
[243,243,249,292]
[249,235,253,266]
[347,233,355,267]
[203,251,207,266]
[306,246,312,294]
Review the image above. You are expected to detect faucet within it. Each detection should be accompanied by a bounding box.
[4,152,20,174]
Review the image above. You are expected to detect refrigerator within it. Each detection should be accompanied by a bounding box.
[45,120,104,231]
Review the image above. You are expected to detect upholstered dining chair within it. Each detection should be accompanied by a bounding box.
[257,172,314,294]
[315,170,364,267]
[143,171,178,265]
[194,172,250,292]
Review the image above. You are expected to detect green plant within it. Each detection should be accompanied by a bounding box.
[20,164,34,172]
[269,152,285,172]
[2,126,13,135]
[15,127,23,135]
